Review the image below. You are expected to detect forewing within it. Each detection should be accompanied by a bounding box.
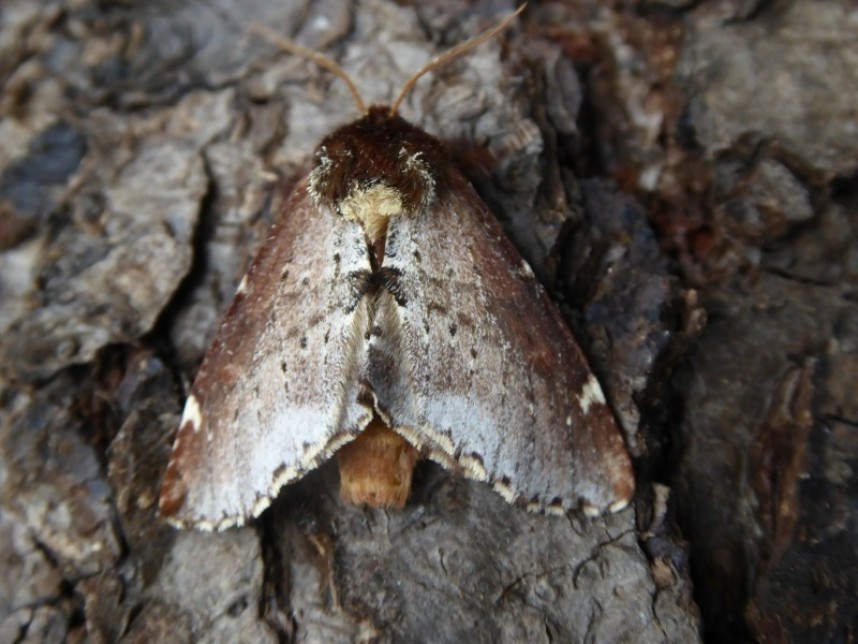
[377,174,634,515]
[160,178,374,529]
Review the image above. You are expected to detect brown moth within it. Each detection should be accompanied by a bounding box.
[159,6,634,531]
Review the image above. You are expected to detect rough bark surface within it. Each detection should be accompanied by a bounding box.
[2,0,852,643]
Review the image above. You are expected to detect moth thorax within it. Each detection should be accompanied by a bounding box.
[336,417,420,508]
[338,182,405,245]
[307,108,445,245]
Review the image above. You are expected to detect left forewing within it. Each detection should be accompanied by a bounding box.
[160,179,374,529]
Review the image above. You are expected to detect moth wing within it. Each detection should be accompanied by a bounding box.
[378,174,634,515]
[160,178,374,529]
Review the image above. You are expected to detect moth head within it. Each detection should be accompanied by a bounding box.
[308,108,445,240]
[252,5,526,243]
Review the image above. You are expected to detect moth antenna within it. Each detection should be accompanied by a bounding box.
[248,22,367,114]
[389,4,526,116]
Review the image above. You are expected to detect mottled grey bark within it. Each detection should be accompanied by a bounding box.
[580,0,857,641]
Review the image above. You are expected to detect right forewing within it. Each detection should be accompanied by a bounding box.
[377,174,634,514]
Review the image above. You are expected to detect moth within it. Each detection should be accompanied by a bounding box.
[159,6,634,531]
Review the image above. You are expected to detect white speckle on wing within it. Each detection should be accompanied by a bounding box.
[216,516,240,531]
[493,480,516,503]
[396,426,428,450]
[181,395,203,433]
[610,498,630,514]
[323,433,355,457]
[416,423,455,456]
[428,448,456,469]
[579,375,606,415]
[458,454,487,481]
[270,466,298,497]
[236,274,250,295]
[252,496,272,517]
[583,504,601,518]
[547,503,566,517]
